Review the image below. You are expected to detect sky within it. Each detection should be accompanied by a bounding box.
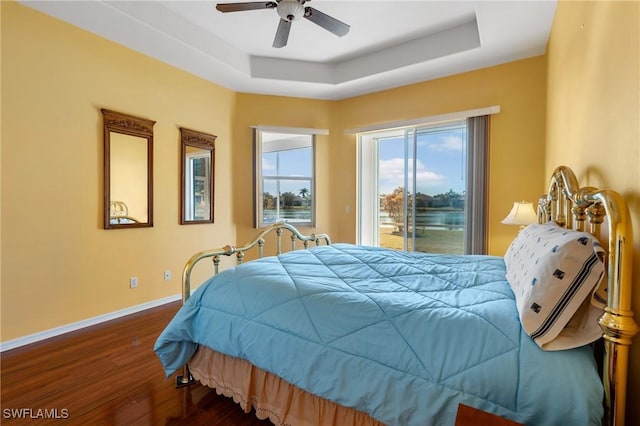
[377,125,467,196]
[259,124,467,199]
[262,148,312,197]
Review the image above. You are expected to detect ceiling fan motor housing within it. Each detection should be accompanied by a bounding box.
[277,0,305,22]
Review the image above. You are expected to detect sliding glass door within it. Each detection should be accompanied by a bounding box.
[359,119,479,254]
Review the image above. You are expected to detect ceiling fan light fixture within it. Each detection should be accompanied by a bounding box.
[216,0,349,48]
[277,0,305,22]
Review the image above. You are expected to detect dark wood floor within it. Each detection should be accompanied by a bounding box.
[1,302,272,425]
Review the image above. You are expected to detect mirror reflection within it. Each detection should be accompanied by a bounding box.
[109,133,148,224]
[180,127,216,224]
[102,109,155,229]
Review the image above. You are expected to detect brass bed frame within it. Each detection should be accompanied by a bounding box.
[176,166,637,426]
[538,166,637,426]
[176,223,331,386]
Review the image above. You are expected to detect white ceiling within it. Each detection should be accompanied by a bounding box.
[20,0,557,100]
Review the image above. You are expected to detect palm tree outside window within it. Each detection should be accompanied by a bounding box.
[254,129,316,228]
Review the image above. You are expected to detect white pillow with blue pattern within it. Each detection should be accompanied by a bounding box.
[504,221,606,350]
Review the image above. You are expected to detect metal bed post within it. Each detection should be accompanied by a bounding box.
[544,166,638,426]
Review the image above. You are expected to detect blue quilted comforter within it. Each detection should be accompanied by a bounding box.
[155,244,603,425]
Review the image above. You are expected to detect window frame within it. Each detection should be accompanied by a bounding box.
[254,128,317,228]
[357,115,489,254]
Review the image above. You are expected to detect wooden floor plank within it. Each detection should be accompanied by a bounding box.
[1,302,271,425]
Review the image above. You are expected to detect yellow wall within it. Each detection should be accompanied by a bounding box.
[229,56,547,253]
[230,94,335,246]
[4,1,637,420]
[1,0,547,339]
[546,1,640,421]
[331,56,548,251]
[1,1,237,340]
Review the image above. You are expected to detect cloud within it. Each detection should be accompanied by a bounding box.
[427,135,464,152]
[378,157,444,193]
[262,157,276,172]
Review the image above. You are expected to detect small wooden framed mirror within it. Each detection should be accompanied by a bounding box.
[102,109,155,229]
[180,127,216,224]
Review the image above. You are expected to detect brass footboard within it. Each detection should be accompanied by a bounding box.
[176,222,331,387]
[539,166,638,426]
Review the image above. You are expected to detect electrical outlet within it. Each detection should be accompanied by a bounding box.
[164,270,171,281]
[130,277,138,289]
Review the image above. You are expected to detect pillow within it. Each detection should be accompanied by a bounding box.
[504,221,606,350]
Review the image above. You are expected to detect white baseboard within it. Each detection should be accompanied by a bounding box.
[0,294,182,352]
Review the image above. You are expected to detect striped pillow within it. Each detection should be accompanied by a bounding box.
[504,221,606,350]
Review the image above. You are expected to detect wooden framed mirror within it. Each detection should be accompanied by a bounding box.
[102,109,155,229]
[180,127,216,224]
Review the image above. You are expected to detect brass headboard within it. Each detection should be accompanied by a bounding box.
[539,166,638,426]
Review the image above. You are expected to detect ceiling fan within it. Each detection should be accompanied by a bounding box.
[216,0,350,48]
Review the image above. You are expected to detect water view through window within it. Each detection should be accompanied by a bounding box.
[375,122,467,254]
[257,131,314,226]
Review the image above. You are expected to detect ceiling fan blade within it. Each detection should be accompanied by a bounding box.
[216,2,277,13]
[273,18,292,48]
[304,7,350,37]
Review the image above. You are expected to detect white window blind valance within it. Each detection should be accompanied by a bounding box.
[344,106,500,135]
[251,125,329,136]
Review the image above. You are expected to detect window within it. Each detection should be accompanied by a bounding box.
[254,129,315,227]
[358,115,488,254]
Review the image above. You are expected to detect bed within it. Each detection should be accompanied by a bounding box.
[109,201,140,224]
[154,166,637,426]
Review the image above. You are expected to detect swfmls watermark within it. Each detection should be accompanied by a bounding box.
[2,408,70,420]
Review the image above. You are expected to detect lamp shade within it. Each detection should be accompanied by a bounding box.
[501,201,538,226]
